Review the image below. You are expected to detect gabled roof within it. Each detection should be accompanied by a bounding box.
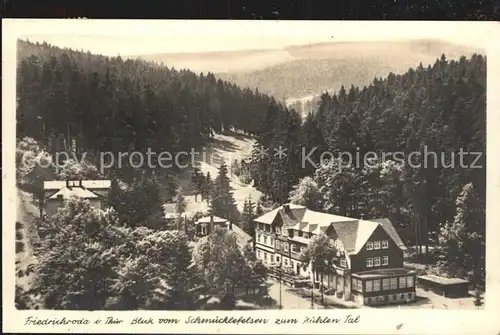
[230,224,253,247]
[331,220,361,253]
[353,220,380,253]
[253,203,306,224]
[371,218,407,250]
[44,180,111,190]
[253,205,406,255]
[48,186,99,200]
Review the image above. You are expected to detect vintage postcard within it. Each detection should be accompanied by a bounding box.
[2,19,500,334]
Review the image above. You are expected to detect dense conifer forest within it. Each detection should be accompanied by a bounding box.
[16,39,486,285]
[17,39,273,179]
[251,53,486,282]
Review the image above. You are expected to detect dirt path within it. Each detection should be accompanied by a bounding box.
[173,131,262,215]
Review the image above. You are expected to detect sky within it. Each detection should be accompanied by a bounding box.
[6,20,495,56]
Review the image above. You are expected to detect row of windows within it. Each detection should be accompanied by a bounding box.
[353,276,414,293]
[366,240,389,250]
[256,249,294,267]
[366,256,389,267]
[364,293,414,304]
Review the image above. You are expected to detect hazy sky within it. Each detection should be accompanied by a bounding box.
[7,20,494,56]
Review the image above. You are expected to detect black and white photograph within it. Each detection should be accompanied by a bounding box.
[3,19,500,334]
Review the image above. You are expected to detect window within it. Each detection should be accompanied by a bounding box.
[304,233,309,239]
[390,277,398,290]
[382,240,389,249]
[264,236,268,245]
[399,277,407,288]
[407,276,414,287]
[373,279,381,292]
[270,237,274,246]
[298,230,303,237]
[382,256,389,266]
[366,258,373,267]
[259,223,264,230]
[284,258,288,266]
[270,255,274,263]
[257,250,260,258]
[366,242,373,250]
[201,225,207,235]
[340,258,347,267]
[365,280,373,292]
[276,240,281,249]
[382,278,390,290]
[300,246,306,253]
[284,243,289,251]
[276,256,280,263]
[264,252,268,261]
[374,241,381,249]
[291,244,297,253]
[276,227,281,234]
[374,257,381,266]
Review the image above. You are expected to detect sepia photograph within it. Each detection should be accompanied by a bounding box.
[3,19,500,334]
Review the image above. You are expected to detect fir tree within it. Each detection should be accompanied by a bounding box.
[210,162,237,220]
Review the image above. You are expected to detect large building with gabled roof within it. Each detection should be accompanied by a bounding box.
[253,203,416,306]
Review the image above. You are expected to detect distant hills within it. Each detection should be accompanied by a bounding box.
[130,38,484,105]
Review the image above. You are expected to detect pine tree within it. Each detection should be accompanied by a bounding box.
[210,162,237,220]
[439,183,485,284]
[201,172,213,204]
[241,196,256,236]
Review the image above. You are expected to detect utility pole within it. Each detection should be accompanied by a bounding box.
[311,260,315,309]
[279,264,283,309]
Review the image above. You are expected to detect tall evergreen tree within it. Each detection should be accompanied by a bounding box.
[210,162,237,220]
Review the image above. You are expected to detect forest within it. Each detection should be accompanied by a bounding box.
[16,39,486,290]
[251,53,486,284]
[17,39,273,183]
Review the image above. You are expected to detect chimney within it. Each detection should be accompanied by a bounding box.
[209,215,214,234]
[360,214,365,220]
[283,204,290,212]
[229,220,232,230]
[66,180,71,189]
[79,179,84,188]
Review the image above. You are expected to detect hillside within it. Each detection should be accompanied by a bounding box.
[127,38,482,115]
[169,131,262,215]
[217,39,483,104]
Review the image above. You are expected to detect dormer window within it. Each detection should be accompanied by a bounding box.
[374,241,381,249]
[366,242,373,250]
[298,230,303,237]
[382,240,389,249]
[276,227,281,235]
[340,258,347,267]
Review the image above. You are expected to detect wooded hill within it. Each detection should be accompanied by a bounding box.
[16,39,273,181]
[250,54,486,279]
